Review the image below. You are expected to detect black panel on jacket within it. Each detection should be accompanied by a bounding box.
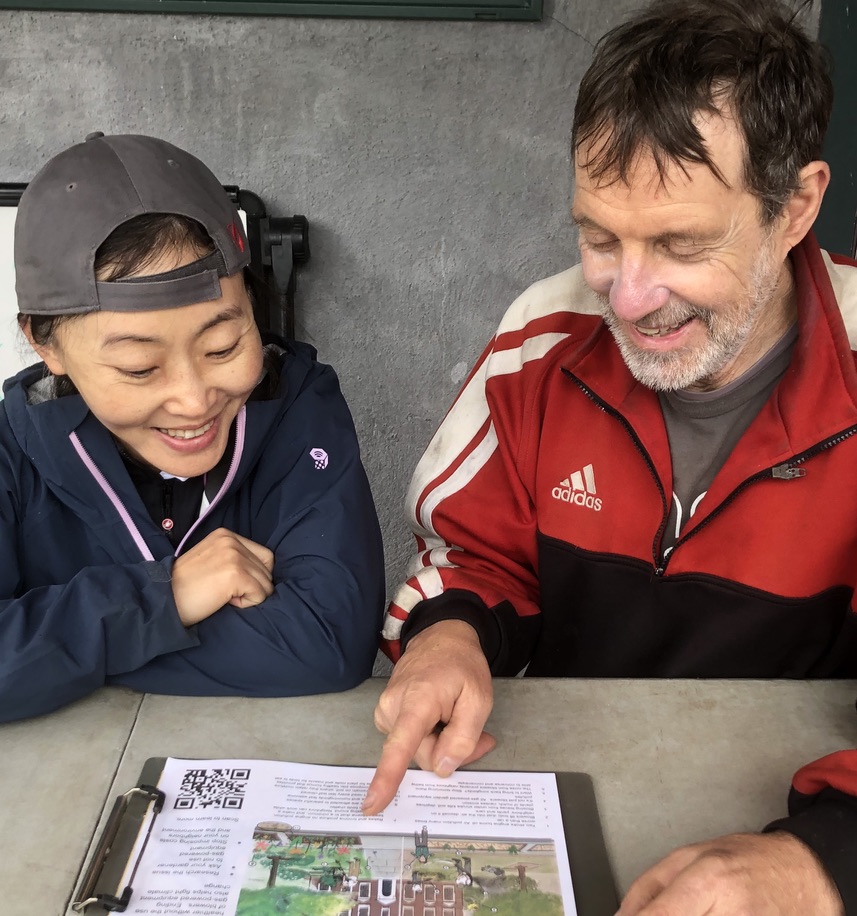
[531,534,857,678]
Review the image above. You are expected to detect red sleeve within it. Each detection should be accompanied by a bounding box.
[380,270,588,672]
[765,750,857,914]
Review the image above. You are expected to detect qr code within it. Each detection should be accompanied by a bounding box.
[174,767,251,810]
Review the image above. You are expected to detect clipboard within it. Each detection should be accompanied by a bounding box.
[72,759,618,916]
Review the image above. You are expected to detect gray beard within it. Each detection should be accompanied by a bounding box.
[596,253,782,392]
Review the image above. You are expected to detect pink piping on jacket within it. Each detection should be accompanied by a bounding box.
[68,406,247,560]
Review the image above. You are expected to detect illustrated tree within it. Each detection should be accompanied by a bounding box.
[267,855,286,889]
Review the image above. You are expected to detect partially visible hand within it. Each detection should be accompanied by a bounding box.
[362,620,495,815]
[617,831,843,916]
[171,528,275,626]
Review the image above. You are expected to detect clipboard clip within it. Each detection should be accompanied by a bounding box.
[72,784,165,913]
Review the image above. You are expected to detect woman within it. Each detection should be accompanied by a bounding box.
[0,132,384,721]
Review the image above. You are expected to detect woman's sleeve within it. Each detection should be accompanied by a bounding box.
[0,500,197,721]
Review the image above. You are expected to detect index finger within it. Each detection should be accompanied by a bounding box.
[363,704,442,816]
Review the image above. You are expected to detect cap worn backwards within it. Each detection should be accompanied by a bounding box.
[14,132,251,316]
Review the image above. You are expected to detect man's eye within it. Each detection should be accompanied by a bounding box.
[583,237,617,252]
[659,237,707,260]
[668,246,706,261]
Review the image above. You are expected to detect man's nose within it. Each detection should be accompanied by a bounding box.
[609,256,671,322]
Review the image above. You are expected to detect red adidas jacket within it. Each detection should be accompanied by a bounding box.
[383,234,857,909]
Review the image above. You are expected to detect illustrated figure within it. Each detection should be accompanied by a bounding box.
[414,825,430,862]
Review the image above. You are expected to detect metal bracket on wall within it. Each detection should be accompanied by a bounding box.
[228,188,311,340]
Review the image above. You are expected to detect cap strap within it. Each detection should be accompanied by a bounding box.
[94,251,230,312]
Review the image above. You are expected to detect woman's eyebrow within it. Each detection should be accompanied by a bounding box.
[101,305,245,348]
[194,304,245,338]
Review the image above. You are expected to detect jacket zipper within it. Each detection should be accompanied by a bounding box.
[564,369,857,576]
[174,407,247,557]
[70,406,247,562]
[665,423,857,570]
[564,371,670,572]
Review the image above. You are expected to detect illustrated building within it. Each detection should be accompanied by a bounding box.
[338,877,464,916]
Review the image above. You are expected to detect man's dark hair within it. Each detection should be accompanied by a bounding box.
[572,0,833,223]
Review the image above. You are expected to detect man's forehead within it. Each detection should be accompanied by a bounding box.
[574,110,747,202]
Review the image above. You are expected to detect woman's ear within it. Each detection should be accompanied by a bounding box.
[18,316,67,376]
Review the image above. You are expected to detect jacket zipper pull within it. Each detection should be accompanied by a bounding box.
[772,464,806,480]
[162,480,175,533]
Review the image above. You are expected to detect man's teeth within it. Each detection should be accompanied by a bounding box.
[636,319,691,337]
[160,420,214,440]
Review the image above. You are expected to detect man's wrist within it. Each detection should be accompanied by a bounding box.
[399,589,501,664]
[406,619,483,652]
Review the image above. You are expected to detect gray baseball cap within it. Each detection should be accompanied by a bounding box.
[14,132,251,316]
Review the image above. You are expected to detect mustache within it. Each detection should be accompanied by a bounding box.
[594,293,712,329]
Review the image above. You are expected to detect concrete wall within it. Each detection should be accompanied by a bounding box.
[0,0,819,673]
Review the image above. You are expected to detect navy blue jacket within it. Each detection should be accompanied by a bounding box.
[0,341,385,721]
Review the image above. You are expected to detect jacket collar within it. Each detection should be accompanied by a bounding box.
[563,234,857,521]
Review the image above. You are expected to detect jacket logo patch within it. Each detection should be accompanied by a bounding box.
[552,463,602,511]
[310,447,329,470]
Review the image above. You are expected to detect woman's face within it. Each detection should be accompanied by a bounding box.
[31,247,264,478]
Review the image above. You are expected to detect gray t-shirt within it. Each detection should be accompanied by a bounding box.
[658,324,798,556]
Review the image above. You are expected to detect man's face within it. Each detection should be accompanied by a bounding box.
[572,114,794,392]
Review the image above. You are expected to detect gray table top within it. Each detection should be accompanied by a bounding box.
[3,678,856,916]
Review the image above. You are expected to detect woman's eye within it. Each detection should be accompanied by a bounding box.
[208,342,239,359]
[118,367,156,379]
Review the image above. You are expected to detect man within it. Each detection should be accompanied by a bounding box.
[364,0,857,913]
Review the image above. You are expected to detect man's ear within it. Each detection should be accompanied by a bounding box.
[780,160,831,250]
[19,316,67,376]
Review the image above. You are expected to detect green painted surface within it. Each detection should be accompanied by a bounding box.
[816,0,857,256]
[0,0,542,20]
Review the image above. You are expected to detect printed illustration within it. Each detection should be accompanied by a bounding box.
[237,822,565,916]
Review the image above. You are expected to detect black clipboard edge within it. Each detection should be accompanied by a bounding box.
[555,771,619,916]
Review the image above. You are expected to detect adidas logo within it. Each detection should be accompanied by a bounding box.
[552,463,602,511]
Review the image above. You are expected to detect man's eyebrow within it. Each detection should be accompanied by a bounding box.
[101,304,245,348]
[571,212,720,246]
[570,212,607,232]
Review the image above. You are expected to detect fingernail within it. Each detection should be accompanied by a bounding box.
[361,790,376,814]
[435,757,461,778]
